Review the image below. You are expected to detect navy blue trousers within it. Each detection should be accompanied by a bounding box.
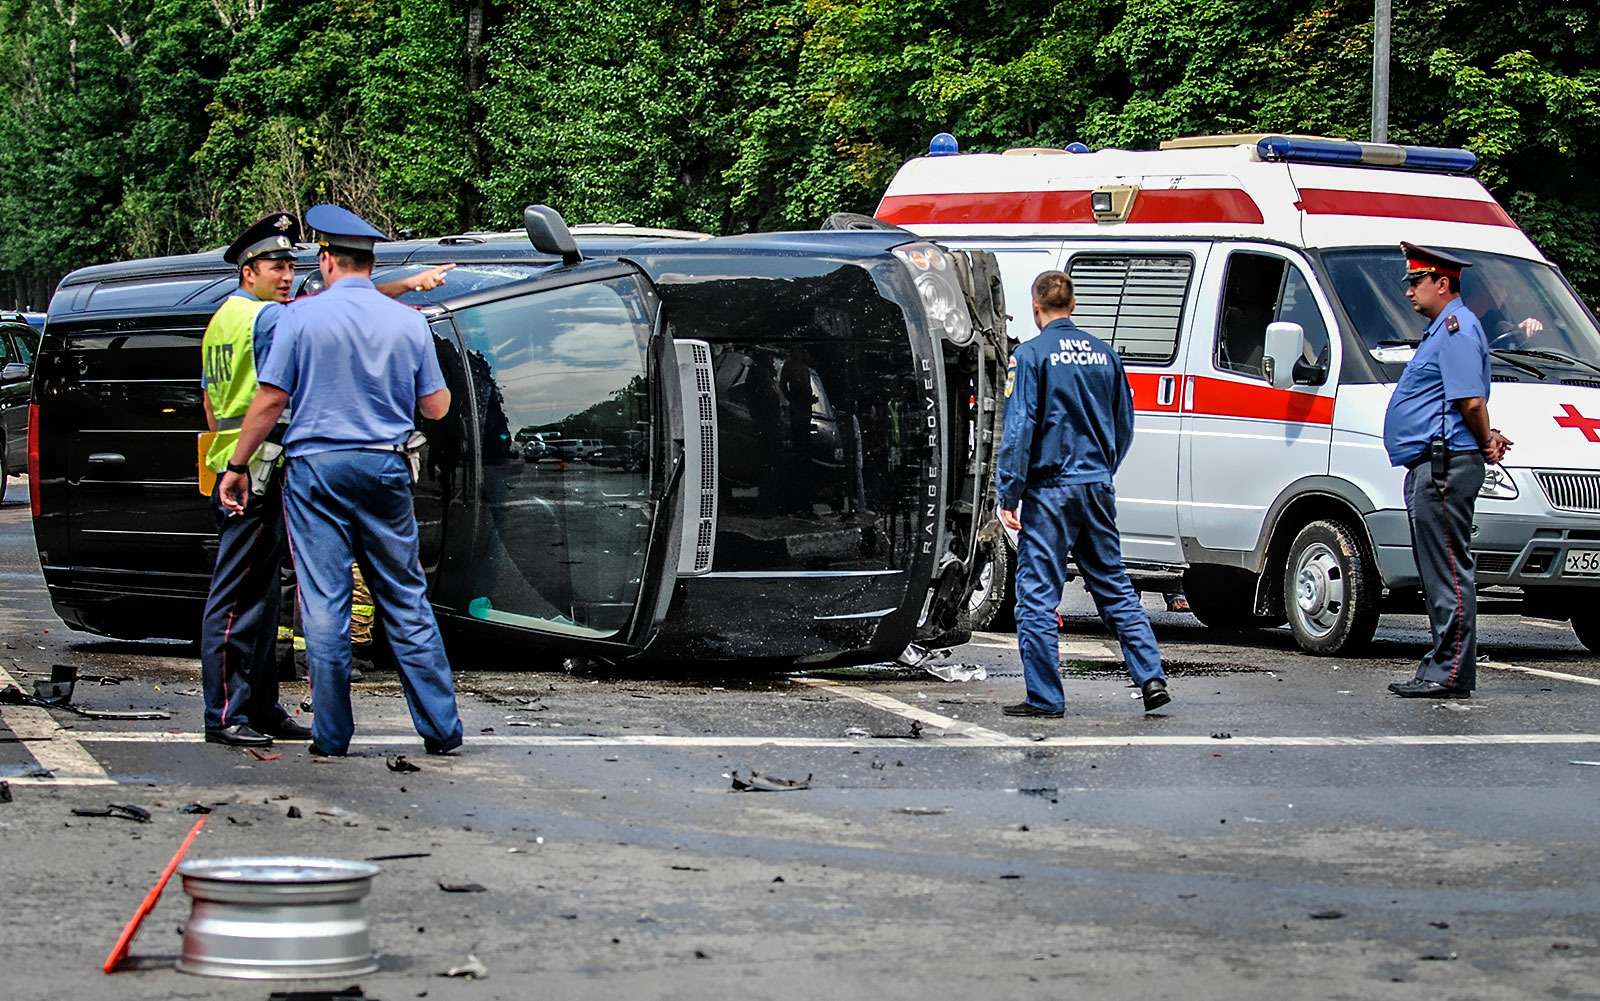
[284,450,462,754]
[200,475,289,732]
[1015,480,1164,712]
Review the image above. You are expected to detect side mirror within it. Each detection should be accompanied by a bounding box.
[523,205,582,266]
[0,362,27,382]
[1263,321,1306,390]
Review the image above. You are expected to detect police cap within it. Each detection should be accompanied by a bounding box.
[306,204,388,254]
[1401,242,1472,282]
[223,212,301,266]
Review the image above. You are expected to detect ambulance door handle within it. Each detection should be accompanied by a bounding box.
[1156,375,1176,407]
[1182,378,1195,412]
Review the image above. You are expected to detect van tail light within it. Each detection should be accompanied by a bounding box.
[27,402,40,517]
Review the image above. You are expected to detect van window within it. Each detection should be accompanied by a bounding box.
[1214,252,1330,379]
[450,276,655,639]
[85,276,220,311]
[1067,255,1193,364]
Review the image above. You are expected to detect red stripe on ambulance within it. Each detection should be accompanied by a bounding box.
[1294,189,1516,228]
[876,189,1264,226]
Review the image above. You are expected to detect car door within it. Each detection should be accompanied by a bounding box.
[433,264,674,648]
[0,326,26,471]
[1061,244,1210,567]
[1180,245,1341,554]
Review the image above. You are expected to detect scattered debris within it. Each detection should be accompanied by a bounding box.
[1552,942,1572,950]
[771,876,785,884]
[365,852,431,862]
[998,873,1022,880]
[1418,952,1457,961]
[1310,910,1344,920]
[670,865,707,872]
[896,806,948,816]
[268,987,372,1001]
[693,949,709,960]
[1016,787,1058,799]
[1429,921,1450,929]
[437,881,488,893]
[1569,760,1600,767]
[102,816,208,973]
[441,954,488,980]
[286,806,303,819]
[729,771,812,792]
[72,804,151,823]
[0,678,170,720]
[179,803,213,815]
[843,727,871,738]
[385,756,421,774]
[923,662,987,683]
[1211,732,1232,740]
[0,781,10,803]
[248,748,281,762]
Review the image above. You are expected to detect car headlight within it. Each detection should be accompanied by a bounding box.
[1480,463,1518,499]
[893,242,973,346]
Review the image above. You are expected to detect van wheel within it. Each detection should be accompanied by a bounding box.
[961,533,1016,633]
[1283,519,1380,655]
[1183,565,1267,632]
[1571,615,1600,653]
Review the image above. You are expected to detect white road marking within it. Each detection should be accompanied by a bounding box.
[967,632,1119,660]
[65,731,1600,750]
[0,666,116,786]
[794,678,1015,742]
[1479,659,1600,688]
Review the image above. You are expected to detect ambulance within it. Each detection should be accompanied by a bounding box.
[879,133,1600,654]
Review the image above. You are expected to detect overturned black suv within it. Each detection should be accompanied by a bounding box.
[30,210,1008,665]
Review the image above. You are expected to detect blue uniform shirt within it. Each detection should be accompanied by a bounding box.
[995,318,1135,510]
[1382,299,1490,467]
[198,288,284,388]
[257,276,445,458]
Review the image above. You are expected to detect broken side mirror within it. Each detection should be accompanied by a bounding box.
[523,205,582,266]
[0,362,26,382]
[1263,321,1305,390]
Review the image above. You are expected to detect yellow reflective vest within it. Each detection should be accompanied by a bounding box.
[201,294,271,473]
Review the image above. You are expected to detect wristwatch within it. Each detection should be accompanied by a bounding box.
[225,461,251,475]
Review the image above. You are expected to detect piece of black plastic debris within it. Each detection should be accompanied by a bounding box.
[669,865,707,872]
[1211,732,1232,740]
[0,781,10,803]
[1429,921,1450,929]
[179,803,213,815]
[286,805,303,819]
[1310,909,1344,920]
[71,803,151,823]
[1418,952,1457,961]
[1017,787,1058,799]
[1018,824,1030,831]
[385,756,421,774]
[437,881,488,893]
[1177,893,1198,900]
[729,770,812,792]
[771,876,785,884]
[1552,942,1572,950]
[998,874,1023,880]
[440,954,488,980]
[693,950,709,960]
[268,987,372,1001]
[366,852,431,862]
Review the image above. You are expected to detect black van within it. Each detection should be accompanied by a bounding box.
[30,210,1008,664]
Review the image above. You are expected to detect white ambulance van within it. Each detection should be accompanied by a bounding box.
[879,134,1600,655]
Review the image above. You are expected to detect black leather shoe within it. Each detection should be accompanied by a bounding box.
[1001,702,1064,718]
[1142,678,1171,713]
[1390,679,1471,699]
[262,717,314,740]
[204,724,273,747]
[307,742,346,757]
[424,735,464,755]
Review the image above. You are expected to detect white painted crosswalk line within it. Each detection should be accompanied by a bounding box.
[1479,658,1600,688]
[0,665,116,785]
[794,677,1019,742]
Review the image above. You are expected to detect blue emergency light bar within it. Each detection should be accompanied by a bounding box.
[1256,136,1477,174]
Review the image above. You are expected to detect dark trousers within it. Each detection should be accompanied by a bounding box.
[1015,479,1165,712]
[1405,453,1486,690]
[200,474,289,731]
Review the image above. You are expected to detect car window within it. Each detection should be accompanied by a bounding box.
[1214,253,1330,379]
[0,330,12,366]
[449,276,655,640]
[1067,254,1194,365]
[85,276,220,311]
[8,323,37,364]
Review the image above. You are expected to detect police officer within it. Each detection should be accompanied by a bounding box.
[1383,243,1511,699]
[997,271,1170,718]
[198,212,312,747]
[219,204,464,756]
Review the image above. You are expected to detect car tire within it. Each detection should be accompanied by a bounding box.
[1282,518,1381,655]
[1571,615,1600,653]
[961,532,1016,633]
[1182,565,1269,632]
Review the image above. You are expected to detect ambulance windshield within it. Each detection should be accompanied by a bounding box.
[1324,249,1600,372]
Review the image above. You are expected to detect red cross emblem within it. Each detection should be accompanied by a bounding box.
[1555,404,1600,442]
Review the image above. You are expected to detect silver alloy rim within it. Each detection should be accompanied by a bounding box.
[1293,542,1345,639]
[968,558,995,612]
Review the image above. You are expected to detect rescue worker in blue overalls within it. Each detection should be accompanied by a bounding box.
[198,212,313,747]
[219,204,464,756]
[996,271,1170,718]
[1383,243,1511,698]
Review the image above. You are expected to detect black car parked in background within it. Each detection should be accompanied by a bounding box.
[31,210,1007,665]
[0,312,39,504]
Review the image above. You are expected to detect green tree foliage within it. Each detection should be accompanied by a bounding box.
[0,0,1595,306]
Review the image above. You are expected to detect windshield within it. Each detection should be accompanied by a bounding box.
[1323,248,1600,369]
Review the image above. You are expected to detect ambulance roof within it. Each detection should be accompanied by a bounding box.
[877,136,1545,264]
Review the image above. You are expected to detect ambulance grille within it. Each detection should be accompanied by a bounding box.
[1561,378,1600,389]
[1535,471,1600,514]
[675,339,718,575]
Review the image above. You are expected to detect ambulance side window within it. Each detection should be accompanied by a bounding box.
[1215,253,1330,381]
[1066,254,1193,365]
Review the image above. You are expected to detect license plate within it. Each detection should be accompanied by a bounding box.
[1565,550,1600,576]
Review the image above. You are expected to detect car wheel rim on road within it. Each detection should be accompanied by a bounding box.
[968,559,994,612]
[1293,542,1345,639]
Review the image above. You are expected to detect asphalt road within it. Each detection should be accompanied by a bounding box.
[1,478,1598,1000]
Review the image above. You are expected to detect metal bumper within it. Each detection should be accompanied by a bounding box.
[1366,508,1600,590]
